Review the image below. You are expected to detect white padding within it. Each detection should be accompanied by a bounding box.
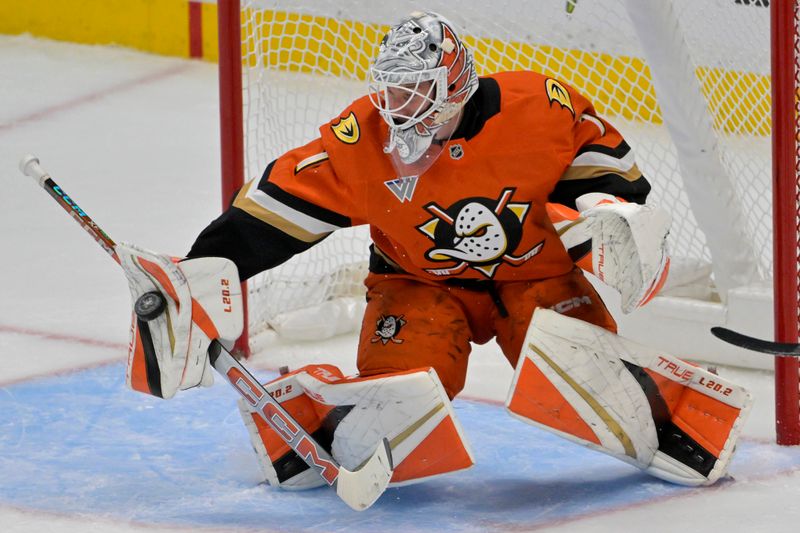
[578,194,670,314]
[179,257,243,344]
[269,297,365,340]
[120,245,243,399]
[508,309,659,468]
[119,243,198,398]
[295,367,474,487]
[509,309,752,486]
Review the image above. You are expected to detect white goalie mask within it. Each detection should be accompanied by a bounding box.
[368,12,479,175]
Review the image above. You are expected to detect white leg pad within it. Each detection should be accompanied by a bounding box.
[296,367,475,487]
[239,365,474,489]
[507,309,752,486]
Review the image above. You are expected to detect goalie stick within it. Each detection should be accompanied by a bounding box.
[710,326,800,357]
[18,155,394,511]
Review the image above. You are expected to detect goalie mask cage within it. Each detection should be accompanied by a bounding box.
[217,0,800,444]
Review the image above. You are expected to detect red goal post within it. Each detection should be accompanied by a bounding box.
[771,0,800,445]
[217,0,248,357]
[217,0,800,444]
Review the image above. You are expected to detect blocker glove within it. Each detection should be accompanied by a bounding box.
[547,193,671,314]
[578,193,671,313]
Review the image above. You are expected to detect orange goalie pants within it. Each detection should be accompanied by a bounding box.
[357,268,617,399]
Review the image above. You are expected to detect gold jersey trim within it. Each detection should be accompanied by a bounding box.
[233,180,330,243]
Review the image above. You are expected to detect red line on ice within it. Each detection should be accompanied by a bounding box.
[0,324,125,350]
[0,324,126,387]
[0,64,192,132]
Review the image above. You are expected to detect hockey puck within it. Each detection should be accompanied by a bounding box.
[134,291,167,321]
[279,365,290,375]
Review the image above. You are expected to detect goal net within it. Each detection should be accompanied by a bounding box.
[218,0,799,442]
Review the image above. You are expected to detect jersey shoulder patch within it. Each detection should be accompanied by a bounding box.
[331,111,360,144]
[544,78,575,118]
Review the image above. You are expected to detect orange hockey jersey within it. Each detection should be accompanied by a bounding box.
[188,71,649,281]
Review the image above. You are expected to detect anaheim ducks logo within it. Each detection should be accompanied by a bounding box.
[417,188,545,278]
[371,315,406,344]
[545,78,574,117]
[331,112,360,144]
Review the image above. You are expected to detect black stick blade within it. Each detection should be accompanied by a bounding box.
[710,327,800,356]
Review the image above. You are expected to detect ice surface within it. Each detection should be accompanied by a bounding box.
[3,363,800,532]
[1,34,799,532]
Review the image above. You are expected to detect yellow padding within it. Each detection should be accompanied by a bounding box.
[201,1,219,62]
[0,0,189,57]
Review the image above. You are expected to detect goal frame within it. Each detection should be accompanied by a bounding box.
[218,0,249,358]
[770,0,800,445]
[216,0,800,444]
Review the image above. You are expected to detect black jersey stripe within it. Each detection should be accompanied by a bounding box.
[451,77,501,141]
[257,160,352,228]
[576,140,632,159]
[549,174,651,210]
[187,205,327,280]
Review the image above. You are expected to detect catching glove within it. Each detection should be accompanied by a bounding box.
[118,243,243,399]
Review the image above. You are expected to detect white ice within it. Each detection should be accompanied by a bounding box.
[0,34,798,532]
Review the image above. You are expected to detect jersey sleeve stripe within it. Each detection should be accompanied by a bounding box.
[549,173,651,209]
[560,163,643,182]
[575,140,632,159]
[233,180,335,242]
[294,152,330,174]
[579,113,606,136]
[259,181,352,228]
[570,146,636,172]
[256,159,352,228]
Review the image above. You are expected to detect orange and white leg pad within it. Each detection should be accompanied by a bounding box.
[238,364,474,490]
[507,309,752,486]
